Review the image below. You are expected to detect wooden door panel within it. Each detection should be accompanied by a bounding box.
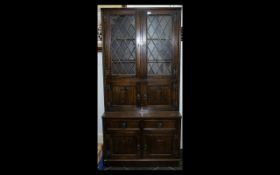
[143,133,176,158]
[147,86,171,105]
[141,82,178,110]
[111,85,136,105]
[140,77,179,110]
[108,132,141,159]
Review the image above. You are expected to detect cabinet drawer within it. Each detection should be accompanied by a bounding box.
[142,120,177,129]
[104,119,140,130]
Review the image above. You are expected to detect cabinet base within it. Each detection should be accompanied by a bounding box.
[104,159,180,167]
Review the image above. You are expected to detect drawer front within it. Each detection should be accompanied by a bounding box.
[104,119,140,130]
[142,120,177,129]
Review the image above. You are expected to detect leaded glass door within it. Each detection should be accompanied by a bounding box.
[110,15,136,75]
[140,9,180,110]
[102,9,140,111]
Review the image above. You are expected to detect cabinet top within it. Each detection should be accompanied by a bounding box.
[101,8,181,11]
[102,111,182,118]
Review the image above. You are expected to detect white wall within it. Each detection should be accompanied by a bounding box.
[97,52,104,143]
[97,5,183,148]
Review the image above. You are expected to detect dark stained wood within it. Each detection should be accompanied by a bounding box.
[111,85,136,105]
[142,120,177,129]
[107,132,141,159]
[102,8,182,166]
[141,111,182,117]
[104,119,141,130]
[102,111,181,118]
[102,8,181,111]
[102,112,181,165]
[142,133,176,158]
[104,159,180,167]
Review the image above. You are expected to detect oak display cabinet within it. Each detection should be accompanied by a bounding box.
[101,8,182,166]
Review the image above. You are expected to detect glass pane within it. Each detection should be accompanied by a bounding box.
[110,15,136,75]
[147,15,172,75]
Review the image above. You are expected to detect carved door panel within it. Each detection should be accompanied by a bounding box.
[111,85,136,105]
[141,80,177,110]
[105,82,141,111]
[107,132,141,159]
[147,85,171,105]
[111,85,137,107]
[142,132,178,159]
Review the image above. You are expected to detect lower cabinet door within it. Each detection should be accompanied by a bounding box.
[107,132,141,159]
[142,133,179,159]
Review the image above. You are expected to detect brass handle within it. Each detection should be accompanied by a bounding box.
[121,122,127,128]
